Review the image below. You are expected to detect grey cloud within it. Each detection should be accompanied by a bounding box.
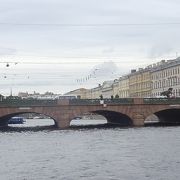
[1,0,180,94]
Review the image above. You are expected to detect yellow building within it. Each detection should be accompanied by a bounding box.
[129,68,151,97]
[64,88,88,99]
[90,85,102,99]
[84,89,92,99]
[118,75,129,98]
[141,70,151,97]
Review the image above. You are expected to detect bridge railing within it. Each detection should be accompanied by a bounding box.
[104,98,134,104]
[143,98,180,104]
[69,99,100,105]
[0,99,58,107]
[69,98,134,105]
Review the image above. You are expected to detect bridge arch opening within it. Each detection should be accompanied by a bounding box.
[70,110,133,127]
[154,109,180,125]
[144,114,160,125]
[0,112,57,128]
[70,113,107,127]
[94,110,133,126]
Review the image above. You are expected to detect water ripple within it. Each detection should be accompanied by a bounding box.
[0,124,180,180]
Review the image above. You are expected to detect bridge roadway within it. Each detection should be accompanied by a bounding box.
[1,98,180,128]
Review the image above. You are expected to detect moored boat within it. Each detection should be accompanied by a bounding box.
[8,117,25,124]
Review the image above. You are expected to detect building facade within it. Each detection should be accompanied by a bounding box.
[151,59,180,97]
[64,88,88,99]
[90,85,102,99]
[129,68,151,98]
[112,79,119,97]
[118,75,129,98]
[101,81,114,98]
[65,57,180,99]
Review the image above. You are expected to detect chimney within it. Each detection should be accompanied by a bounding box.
[131,69,136,73]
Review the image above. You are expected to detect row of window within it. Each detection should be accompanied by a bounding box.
[130,92,151,97]
[119,90,129,98]
[130,82,151,89]
[152,67,180,80]
[153,77,180,89]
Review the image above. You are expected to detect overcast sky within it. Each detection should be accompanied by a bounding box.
[0,0,180,95]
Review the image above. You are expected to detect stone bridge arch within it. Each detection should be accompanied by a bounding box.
[1,99,180,128]
[153,108,180,124]
[68,109,133,126]
[67,105,135,127]
[142,105,180,124]
[92,110,133,126]
[0,110,58,127]
[0,106,68,127]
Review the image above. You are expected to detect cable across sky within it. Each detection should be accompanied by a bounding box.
[0,22,180,27]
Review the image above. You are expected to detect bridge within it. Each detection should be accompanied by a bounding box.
[1,98,180,128]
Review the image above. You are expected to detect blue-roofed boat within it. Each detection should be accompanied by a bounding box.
[8,117,25,124]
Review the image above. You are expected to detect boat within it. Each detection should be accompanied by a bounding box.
[74,116,82,120]
[33,116,41,119]
[8,117,25,124]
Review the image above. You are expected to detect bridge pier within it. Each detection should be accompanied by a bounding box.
[56,120,71,129]
[53,115,71,129]
[132,113,145,126]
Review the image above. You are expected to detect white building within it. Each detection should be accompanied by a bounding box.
[90,85,102,99]
[112,79,119,97]
[101,81,114,98]
[151,58,180,97]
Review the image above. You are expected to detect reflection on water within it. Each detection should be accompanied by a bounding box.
[5,118,56,132]
[8,118,55,127]
[6,118,180,131]
[0,125,180,180]
[8,118,108,128]
[71,119,107,126]
[6,118,114,132]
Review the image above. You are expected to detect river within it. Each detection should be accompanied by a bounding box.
[0,119,180,180]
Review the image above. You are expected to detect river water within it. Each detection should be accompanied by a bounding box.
[0,119,180,180]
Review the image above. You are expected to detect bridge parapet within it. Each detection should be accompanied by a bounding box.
[133,98,144,104]
[1,97,180,107]
[104,98,134,104]
[143,98,180,104]
[69,99,100,105]
[0,98,134,107]
[69,98,134,105]
[0,99,58,107]
[57,99,70,105]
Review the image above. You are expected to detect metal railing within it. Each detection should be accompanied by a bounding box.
[69,99,100,105]
[1,97,180,106]
[69,98,134,105]
[104,98,134,104]
[0,99,58,107]
[143,98,180,104]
